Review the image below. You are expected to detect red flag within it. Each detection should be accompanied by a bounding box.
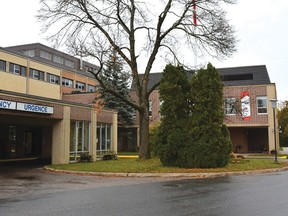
[241,91,251,120]
[192,0,197,25]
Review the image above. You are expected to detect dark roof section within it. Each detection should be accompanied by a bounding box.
[4,43,99,79]
[218,65,271,86]
[131,65,271,90]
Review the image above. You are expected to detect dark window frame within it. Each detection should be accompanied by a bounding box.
[9,63,26,76]
[224,97,236,115]
[29,68,45,81]
[257,96,268,114]
[0,60,6,71]
[76,81,86,90]
[62,77,74,88]
[47,73,60,84]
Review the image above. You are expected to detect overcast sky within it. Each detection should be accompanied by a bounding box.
[1,0,287,101]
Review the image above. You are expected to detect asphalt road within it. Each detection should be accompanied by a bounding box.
[1,163,288,216]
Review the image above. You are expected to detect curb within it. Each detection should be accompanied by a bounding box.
[43,166,288,179]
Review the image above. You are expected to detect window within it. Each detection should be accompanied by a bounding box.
[131,109,136,122]
[149,101,152,117]
[64,59,75,68]
[40,50,52,60]
[159,100,163,116]
[70,121,90,162]
[13,65,20,74]
[224,98,236,115]
[47,73,60,84]
[9,63,26,76]
[53,55,63,64]
[88,85,96,92]
[221,74,253,81]
[76,82,85,90]
[29,69,44,81]
[0,60,6,71]
[23,50,35,57]
[86,66,96,73]
[257,96,268,114]
[62,77,74,88]
[97,124,112,154]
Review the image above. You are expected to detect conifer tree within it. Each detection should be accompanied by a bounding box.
[155,64,191,166]
[187,63,231,168]
[99,56,135,126]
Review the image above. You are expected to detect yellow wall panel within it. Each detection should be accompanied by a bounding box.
[0,51,27,66]
[0,72,26,93]
[29,79,61,99]
[29,61,61,76]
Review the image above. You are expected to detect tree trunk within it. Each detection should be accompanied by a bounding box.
[138,106,151,159]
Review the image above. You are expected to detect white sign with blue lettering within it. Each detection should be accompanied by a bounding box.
[17,102,54,114]
[0,100,16,110]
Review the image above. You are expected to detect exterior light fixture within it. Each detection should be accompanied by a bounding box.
[270,98,278,162]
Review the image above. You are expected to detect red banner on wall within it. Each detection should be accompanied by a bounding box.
[241,91,251,120]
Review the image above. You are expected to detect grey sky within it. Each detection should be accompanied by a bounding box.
[1,0,287,101]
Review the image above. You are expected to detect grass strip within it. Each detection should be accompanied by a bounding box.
[48,158,288,173]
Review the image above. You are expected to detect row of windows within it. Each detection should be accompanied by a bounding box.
[20,49,75,68]
[0,59,96,92]
[224,96,268,115]
[150,97,269,119]
[69,121,113,162]
[69,121,114,162]
[22,49,100,76]
[39,50,76,68]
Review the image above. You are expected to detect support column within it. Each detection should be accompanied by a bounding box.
[112,111,118,153]
[267,84,279,153]
[90,109,97,162]
[52,106,70,164]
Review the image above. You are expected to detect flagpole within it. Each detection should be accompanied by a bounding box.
[192,0,197,69]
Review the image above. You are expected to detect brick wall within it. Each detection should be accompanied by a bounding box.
[224,85,269,125]
[133,84,272,126]
[62,92,97,104]
[70,106,91,121]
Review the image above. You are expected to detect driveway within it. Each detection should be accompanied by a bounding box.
[0,162,172,200]
[1,163,288,216]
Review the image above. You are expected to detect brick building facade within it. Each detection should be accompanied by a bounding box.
[0,44,118,164]
[129,65,279,154]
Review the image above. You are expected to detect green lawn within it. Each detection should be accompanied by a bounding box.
[48,158,288,173]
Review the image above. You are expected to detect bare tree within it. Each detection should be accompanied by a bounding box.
[37,0,237,159]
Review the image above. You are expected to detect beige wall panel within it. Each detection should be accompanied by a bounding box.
[0,73,26,93]
[29,79,61,99]
[29,61,61,76]
[266,84,279,152]
[0,51,27,66]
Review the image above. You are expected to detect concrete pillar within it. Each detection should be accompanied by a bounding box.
[112,111,118,153]
[267,84,279,153]
[51,106,70,164]
[90,110,97,162]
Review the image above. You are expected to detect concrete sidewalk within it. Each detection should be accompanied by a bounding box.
[44,165,288,179]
